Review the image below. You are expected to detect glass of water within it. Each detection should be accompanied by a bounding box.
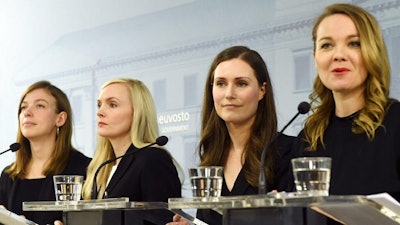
[53,175,83,201]
[188,166,223,198]
[291,157,331,196]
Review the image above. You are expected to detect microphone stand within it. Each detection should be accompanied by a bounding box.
[258,102,310,194]
[91,136,168,199]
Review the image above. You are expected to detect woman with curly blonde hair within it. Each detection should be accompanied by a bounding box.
[293,3,400,201]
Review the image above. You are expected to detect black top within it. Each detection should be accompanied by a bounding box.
[291,101,400,200]
[0,150,91,225]
[197,134,295,225]
[104,144,182,225]
[104,144,181,201]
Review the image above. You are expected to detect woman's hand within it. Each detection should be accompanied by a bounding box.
[166,214,190,225]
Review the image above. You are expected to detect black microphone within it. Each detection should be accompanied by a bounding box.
[258,102,310,194]
[90,136,169,199]
[0,143,21,155]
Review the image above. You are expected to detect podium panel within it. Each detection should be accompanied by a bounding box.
[223,207,326,225]
[23,198,174,225]
[63,210,124,225]
[62,209,173,225]
[22,194,400,225]
[168,193,400,225]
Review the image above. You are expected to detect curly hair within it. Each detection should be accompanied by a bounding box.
[304,3,390,150]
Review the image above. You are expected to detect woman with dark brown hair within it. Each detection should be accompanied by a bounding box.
[169,46,294,225]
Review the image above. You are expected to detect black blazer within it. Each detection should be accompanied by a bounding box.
[103,144,181,225]
[104,144,181,201]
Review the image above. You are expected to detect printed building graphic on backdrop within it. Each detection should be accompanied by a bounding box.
[12,0,400,196]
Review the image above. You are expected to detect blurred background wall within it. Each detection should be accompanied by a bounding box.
[0,0,399,197]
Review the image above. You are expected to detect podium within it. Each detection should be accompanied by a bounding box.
[23,198,175,225]
[168,193,400,225]
[22,193,400,225]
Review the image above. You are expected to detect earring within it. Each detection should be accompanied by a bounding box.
[57,127,60,135]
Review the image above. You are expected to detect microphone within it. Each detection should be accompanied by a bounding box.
[90,136,169,199]
[0,143,21,155]
[258,102,310,194]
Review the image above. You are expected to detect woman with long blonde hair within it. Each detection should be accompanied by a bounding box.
[293,3,400,202]
[82,78,181,224]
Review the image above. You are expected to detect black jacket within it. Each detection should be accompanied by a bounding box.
[104,144,182,225]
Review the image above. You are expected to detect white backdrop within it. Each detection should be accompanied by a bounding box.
[0,0,399,198]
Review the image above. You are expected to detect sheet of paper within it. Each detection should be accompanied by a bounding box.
[367,192,400,215]
[0,208,38,225]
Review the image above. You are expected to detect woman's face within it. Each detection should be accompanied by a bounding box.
[212,58,265,127]
[19,88,65,141]
[97,83,133,141]
[314,14,368,98]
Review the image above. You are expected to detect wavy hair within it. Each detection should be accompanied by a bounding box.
[304,3,391,150]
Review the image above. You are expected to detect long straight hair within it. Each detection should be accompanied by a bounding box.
[82,78,182,199]
[6,80,76,179]
[199,46,278,187]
